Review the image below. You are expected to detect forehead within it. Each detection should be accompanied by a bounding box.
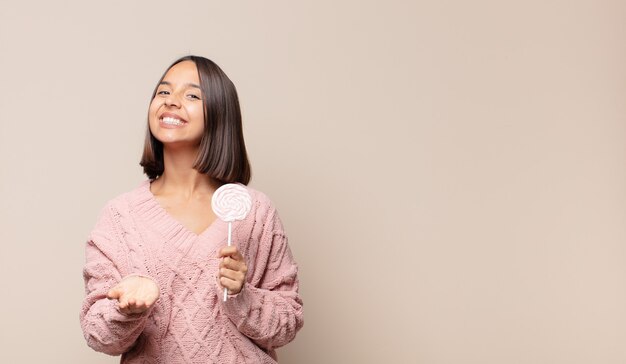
[162,60,200,84]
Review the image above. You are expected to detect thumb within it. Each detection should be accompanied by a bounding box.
[107,286,122,299]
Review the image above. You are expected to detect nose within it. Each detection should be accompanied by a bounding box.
[164,92,181,108]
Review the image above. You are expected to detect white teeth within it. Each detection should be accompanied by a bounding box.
[162,116,184,126]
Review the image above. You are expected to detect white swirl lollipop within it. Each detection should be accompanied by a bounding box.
[211,183,252,301]
[212,183,252,222]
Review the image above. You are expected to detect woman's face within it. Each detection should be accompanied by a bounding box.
[148,60,205,148]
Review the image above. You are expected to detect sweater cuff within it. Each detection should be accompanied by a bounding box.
[220,283,253,322]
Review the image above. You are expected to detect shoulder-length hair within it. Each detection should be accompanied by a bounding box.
[140,55,251,185]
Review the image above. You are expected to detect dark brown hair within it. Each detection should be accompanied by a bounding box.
[140,55,251,185]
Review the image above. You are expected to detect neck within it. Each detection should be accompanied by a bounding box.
[153,145,220,198]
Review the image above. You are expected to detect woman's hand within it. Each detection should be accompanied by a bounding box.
[218,246,248,295]
[107,275,160,315]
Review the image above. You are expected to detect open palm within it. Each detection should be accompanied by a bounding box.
[107,275,160,315]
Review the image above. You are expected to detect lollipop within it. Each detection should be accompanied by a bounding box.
[211,183,252,301]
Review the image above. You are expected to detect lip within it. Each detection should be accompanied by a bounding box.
[158,112,188,129]
[159,112,188,123]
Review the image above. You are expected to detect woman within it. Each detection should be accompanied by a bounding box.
[80,55,303,363]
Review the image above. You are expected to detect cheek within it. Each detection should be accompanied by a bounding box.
[189,103,205,122]
[148,101,160,125]
[148,99,160,118]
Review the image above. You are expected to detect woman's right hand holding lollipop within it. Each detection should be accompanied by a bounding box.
[107,276,160,315]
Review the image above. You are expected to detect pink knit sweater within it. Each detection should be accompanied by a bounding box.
[80,180,303,363]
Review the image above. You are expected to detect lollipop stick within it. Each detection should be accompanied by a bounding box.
[223,222,232,302]
[228,222,232,246]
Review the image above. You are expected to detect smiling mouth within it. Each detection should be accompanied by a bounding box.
[161,116,186,126]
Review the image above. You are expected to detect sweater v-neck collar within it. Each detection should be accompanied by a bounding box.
[131,179,227,254]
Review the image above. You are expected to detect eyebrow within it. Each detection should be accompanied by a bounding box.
[159,81,201,89]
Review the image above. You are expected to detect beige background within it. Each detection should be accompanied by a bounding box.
[1,1,625,363]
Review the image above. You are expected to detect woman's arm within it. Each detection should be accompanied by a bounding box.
[79,204,154,356]
[219,203,304,351]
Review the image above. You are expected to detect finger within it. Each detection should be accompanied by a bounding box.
[220,256,243,270]
[219,276,242,294]
[218,246,238,258]
[231,251,244,262]
[219,267,245,281]
[118,298,128,310]
[107,286,122,299]
[120,301,148,315]
[122,305,143,315]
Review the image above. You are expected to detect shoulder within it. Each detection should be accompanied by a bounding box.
[88,181,151,251]
[243,185,276,215]
[242,185,287,232]
[94,180,150,226]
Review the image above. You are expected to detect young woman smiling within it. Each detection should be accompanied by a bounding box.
[80,56,303,363]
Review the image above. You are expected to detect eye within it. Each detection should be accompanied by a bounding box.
[187,94,201,100]
[157,90,170,96]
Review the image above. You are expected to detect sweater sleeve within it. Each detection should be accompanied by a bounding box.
[220,202,304,351]
[79,203,154,356]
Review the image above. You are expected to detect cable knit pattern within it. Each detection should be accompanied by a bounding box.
[80,180,303,363]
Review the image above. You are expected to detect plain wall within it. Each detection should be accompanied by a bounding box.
[1,1,625,363]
